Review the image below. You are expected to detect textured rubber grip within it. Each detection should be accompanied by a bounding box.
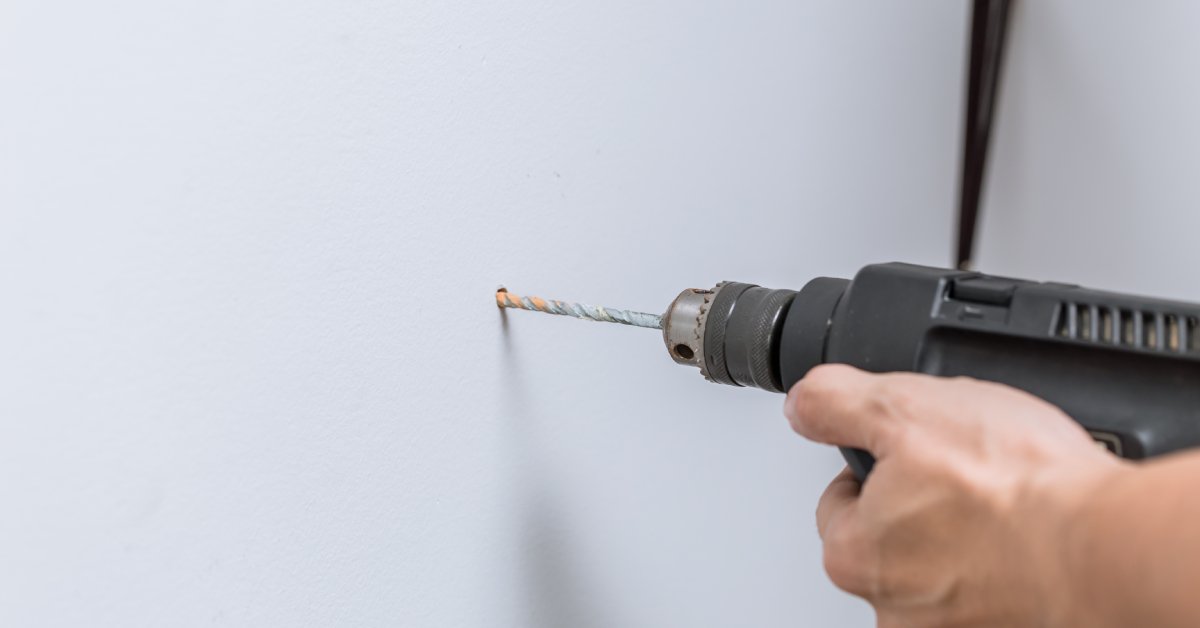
[746,289,797,392]
[722,286,797,392]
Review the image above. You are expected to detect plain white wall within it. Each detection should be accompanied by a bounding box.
[0,2,973,626]
[979,1,1200,301]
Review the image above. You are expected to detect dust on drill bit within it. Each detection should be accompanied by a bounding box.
[495,287,662,329]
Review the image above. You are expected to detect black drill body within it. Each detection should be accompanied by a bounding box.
[700,263,1200,480]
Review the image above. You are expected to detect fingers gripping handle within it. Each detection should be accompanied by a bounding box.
[840,447,876,482]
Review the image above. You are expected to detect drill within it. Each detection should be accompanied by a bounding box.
[499,262,1200,480]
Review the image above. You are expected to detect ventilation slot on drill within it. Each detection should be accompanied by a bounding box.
[1055,303,1197,354]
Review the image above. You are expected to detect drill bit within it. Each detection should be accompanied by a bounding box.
[495,288,662,329]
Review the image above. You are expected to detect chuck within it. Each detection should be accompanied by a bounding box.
[661,283,798,392]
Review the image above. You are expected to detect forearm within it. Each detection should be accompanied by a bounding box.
[1063,452,1200,627]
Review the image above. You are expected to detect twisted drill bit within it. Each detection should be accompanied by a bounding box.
[496,288,662,329]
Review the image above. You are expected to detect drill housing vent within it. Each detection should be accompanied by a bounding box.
[1053,302,1200,354]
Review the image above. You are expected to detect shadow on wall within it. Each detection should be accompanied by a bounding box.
[498,311,610,628]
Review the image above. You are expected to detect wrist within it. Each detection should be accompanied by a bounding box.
[1024,455,1133,628]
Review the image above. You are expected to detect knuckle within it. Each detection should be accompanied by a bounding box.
[873,420,909,453]
[822,525,869,594]
[886,436,918,461]
[823,547,865,595]
[871,380,918,421]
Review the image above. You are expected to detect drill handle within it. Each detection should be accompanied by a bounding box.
[780,263,1200,483]
[841,447,875,482]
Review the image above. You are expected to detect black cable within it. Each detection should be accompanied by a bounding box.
[956,0,1013,270]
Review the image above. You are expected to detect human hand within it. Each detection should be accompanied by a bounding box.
[785,364,1127,627]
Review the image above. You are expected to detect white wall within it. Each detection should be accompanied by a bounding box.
[0,2,971,626]
[980,1,1200,301]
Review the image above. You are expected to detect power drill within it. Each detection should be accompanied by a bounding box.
[501,262,1200,480]
[664,262,1200,479]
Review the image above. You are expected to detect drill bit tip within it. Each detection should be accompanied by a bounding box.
[496,287,662,330]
